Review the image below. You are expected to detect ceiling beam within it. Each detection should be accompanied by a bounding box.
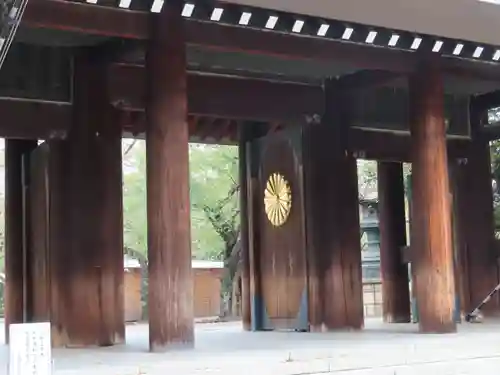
[348,128,471,162]
[24,0,414,72]
[23,0,148,39]
[474,90,500,112]
[0,100,69,139]
[17,0,415,74]
[0,98,471,161]
[23,0,500,85]
[338,70,404,91]
[0,99,242,141]
[109,64,324,124]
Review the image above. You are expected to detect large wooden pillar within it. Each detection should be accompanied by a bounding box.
[239,125,251,331]
[4,139,37,342]
[377,162,411,323]
[409,62,456,333]
[453,100,498,315]
[146,1,194,352]
[47,52,124,347]
[305,79,364,331]
[98,110,125,343]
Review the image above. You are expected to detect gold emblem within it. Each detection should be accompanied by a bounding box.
[264,173,292,227]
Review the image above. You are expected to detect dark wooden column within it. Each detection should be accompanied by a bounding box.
[409,62,456,333]
[47,53,124,347]
[96,109,125,345]
[4,139,37,342]
[305,79,363,331]
[377,162,411,323]
[239,124,251,331]
[453,100,498,315]
[146,1,194,352]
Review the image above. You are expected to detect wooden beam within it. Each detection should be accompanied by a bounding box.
[22,0,415,73]
[0,100,69,139]
[338,70,403,91]
[212,119,233,142]
[109,64,324,124]
[23,0,500,83]
[474,90,500,112]
[0,98,245,141]
[0,98,472,159]
[348,128,471,161]
[24,0,148,39]
[194,117,217,141]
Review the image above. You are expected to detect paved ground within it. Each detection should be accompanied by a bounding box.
[2,319,500,374]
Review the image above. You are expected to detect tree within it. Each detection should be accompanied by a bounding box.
[357,160,412,200]
[122,141,240,260]
[357,160,377,199]
[122,140,241,315]
[122,140,148,259]
[487,109,500,231]
[189,143,239,262]
[490,140,500,230]
[189,144,240,314]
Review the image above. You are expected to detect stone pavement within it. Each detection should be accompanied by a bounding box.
[2,319,500,374]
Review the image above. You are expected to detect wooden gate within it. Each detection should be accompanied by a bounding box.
[251,127,308,331]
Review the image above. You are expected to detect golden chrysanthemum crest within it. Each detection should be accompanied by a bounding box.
[264,172,292,227]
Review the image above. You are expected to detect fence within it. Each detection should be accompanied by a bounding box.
[363,281,383,318]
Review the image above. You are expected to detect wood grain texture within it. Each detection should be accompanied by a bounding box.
[257,131,307,330]
[42,53,124,347]
[238,125,251,331]
[304,79,363,331]
[96,109,125,345]
[247,126,266,330]
[4,139,37,342]
[409,61,456,333]
[449,161,470,316]
[29,145,51,326]
[452,101,498,315]
[247,174,262,329]
[377,162,411,323]
[146,1,194,351]
[0,96,473,158]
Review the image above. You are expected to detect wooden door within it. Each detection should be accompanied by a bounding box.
[254,128,308,331]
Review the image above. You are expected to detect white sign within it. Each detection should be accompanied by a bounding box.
[9,322,52,375]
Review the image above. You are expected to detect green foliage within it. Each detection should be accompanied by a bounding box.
[122,140,239,262]
[357,160,412,199]
[491,140,500,190]
[357,160,377,199]
[490,140,500,230]
[189,143,239,261]
[123,141,148,257]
